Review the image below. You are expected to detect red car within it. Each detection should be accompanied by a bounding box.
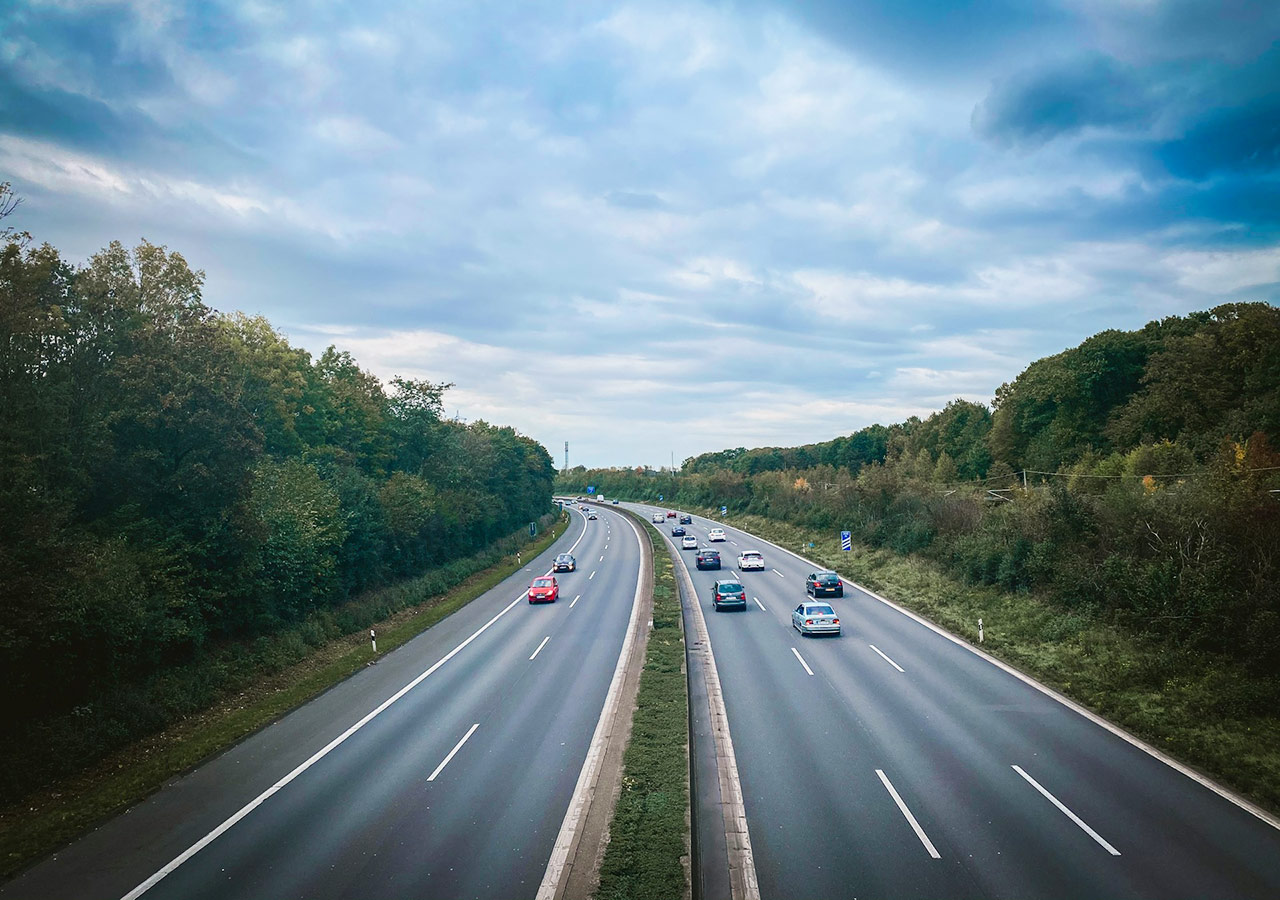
[528,575,559,603]
[666,510,677,518]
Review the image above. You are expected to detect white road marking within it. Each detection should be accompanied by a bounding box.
[121,513,597,900]
[790,647,814,676]
[869,644,905,673]
[876,769,941,858]
[428,723,479,782]
[538,506,650,899]
[730,540,738,545]
[530,636,551,660]
[753,597,766,612]
[570,594,581,608]
[1012,766,1121,855]
[772,569,785,578]
[589,570,596,580]
[599,555,604,561]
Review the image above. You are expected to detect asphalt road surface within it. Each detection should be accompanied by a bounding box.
[631,502,1280,900]
[3,504,642,900]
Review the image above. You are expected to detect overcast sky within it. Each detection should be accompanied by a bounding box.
[3,1,1278,468]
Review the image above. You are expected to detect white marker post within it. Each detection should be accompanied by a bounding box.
[370,629,377,653]
[978,618,984,643]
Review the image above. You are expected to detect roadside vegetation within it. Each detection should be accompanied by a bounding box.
[0,510,567,878]
[559,303,1280,812]
[596,514,689,900]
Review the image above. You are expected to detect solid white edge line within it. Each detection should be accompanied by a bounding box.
[536,509,647,900]
[662,518,761,900]
[790,647,815,676]
[671,508,1280,835]
[427,723,480,782]
[570,594,581,608]
[530,636,551,661]
[753,597,766,612]
[122,508,593,900]
[1012,765,1121,856]
[876,769,941,859]
[869,644,905,673]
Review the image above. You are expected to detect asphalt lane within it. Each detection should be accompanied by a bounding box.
[3,504,642,900]
[630,503,1280,900]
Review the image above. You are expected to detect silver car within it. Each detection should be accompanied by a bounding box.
[681,535,698,549]
[792,602,841,636]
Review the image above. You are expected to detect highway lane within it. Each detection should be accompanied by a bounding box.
[3,504,642,900]
[631,502,1280,900]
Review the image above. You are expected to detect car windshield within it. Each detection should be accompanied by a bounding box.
[719,583,743,593]
[533,579,552,587]
[808,605,834,616]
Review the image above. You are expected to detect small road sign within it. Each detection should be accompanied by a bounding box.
[840,531,852,551]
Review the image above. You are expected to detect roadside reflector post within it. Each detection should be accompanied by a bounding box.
[978,618,984,643]
[370,629,377,653]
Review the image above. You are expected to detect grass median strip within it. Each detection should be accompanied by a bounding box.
[0,512,570,880]
[711,509,1280,817]
[595,519,689,900]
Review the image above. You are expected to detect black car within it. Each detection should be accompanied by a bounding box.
[679,514,692,524]
[671,525,686,536]
[710,579,747,611]
[806,571,844,598]
[553,553,577,572]
[695,549,721,570]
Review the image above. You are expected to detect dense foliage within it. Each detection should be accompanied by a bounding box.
[0,237,555,728]
[559,304,1280,676]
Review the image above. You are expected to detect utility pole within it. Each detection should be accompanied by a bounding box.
[564,441,569,473]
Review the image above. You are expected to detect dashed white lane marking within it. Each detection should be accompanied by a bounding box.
[1012,765,1121,855]
[869,644,905,673]
[599,555,604,562]
[428,723,480,782]
[570,594,581,608]
[877,769,941,858]
[530,636,550,660]
[730,540,738,545]
[589,571,596,580]
[772,569,785,578]
[753,597,766,612]
[790,647,814,676]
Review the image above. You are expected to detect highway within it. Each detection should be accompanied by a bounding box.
[630,502,1280,900]
[2,504,643,900]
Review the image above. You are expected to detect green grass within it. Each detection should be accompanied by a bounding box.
[0,513,570,880]
[711,510,1280,817]
[595,514,689,900]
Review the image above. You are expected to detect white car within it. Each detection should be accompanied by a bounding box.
[738,550,765,570]
[708,528,726,542]
[651,512,665,523]
[681,535,698,549]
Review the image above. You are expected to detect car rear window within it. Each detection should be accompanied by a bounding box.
[719,583,743,593]
[817,573,840,584]
[808,605,834,616]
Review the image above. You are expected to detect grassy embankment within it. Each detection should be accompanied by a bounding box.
[595,515,690,900]
[0,512,569,880]
[700,508,1280,816]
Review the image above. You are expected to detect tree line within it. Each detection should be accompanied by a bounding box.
[559,303,1280,679]
[1,233,556,728]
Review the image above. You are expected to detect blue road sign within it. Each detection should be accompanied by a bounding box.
[720,506,727,515]
[840,530,852,551]
[587,485,595,493]
[659,494,663,501]
[530,522,537,537]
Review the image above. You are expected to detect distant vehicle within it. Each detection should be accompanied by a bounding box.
[580,504,589,510]
[708,528,726,542]
[612,499,619,505]
[671,525,685,536]
[666,510,677,518]
[679,514,692,524]
[528,576,559,604]
[681,535,698,549]
[738,550,765,570]
[553,553,576,572]
[792,602,840,636]
[806,571,844,598]
[651,512,665,523]
[587,511,598,520]
[711,579,747,612]
[695,548,721,570]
